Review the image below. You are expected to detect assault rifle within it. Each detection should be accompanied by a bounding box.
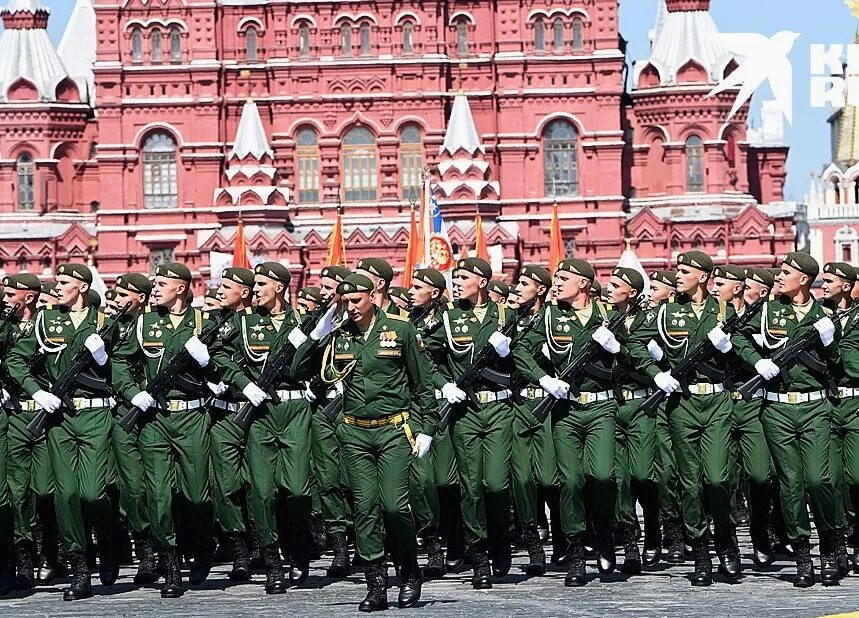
[638,295,767,417]
[27,303,131,438]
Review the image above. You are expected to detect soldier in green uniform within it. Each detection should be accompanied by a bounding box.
[37,282,57,309]
[209,267,255,582]
[202,288,221,312]
[355,258,406,316]
[292,273,436,612]
[738,253,840,586]
[216,262,313,593]
[488,280,509,305]
[389,287,411,312]
[297,287,322,313]
[7,263,119,601]
[112,263,219,598]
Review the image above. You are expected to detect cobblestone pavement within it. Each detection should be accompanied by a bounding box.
[1,535,859,618]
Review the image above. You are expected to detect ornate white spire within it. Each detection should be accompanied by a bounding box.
[440,92,484,156]
[229,99,273,161]
[58,0,96,104]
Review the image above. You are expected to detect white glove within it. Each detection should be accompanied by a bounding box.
[539,375,570,399]
[184,336,210,367]
[242,382,268,407]
[304,384,317,403]
[412,433,433,459]
[647,339,664,362]
[754,359,780,380]
[488,332,511,358]
[752,333,766,348]
[592,325,620,354]
[814,317,836,347]
[441,382,467,404]
[288,327,308,349]
[33,390,61,414]
[207,381,227,396]
[707,326,733,353]
[654,371,681,394]
[131,391,155,412]
[84,333,108,366]
[311,305,339,341]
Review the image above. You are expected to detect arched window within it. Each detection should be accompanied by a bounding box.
[400,125,423,200]
[456,21,469,56]
[142,132,178,209]
[170,28,181,62]
[245,26,258,61]
[685,135,704,192]
[342,127,377,202]
[553,18,564,52]
[341,24,352,56]
[360,22,371,56]
[402,21,414,54]
[296,127,320,203]
[299,23,310,57]
[16,153,35,211]
[534,18,545,51]
[543,120,579,197]
[150,29,162,63]
[131,28,143,63]
[572,18,583,50]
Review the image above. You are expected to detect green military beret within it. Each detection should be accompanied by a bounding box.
[413,268,447,290]
[356,258,394,283]
[590,279,602,296]
[88,289,101,306]
[455,257,492,279]
[824,261,857,283]
[337,273,374,295]
[104,288,117,302]
[155,262,192,282]
[651,270,677,288]
[745,267,774,289]
[783,252,819,279]
[115,273,152,295]
[557,258,595,282]
[519,264,551,288]
[204,288,219,300]
[389,286,411,304]
[488,280,509,298]
[320,265,351,283]
[767,267,783,278]
[40,281,57,296]
[713,264,746,282]
[677,251,713,273]
[3,273,41,291]
[254,261,291,285]
[298,286,323,303]
[222,267,255,288]
[56,263,92,284]
[612,267,645,293]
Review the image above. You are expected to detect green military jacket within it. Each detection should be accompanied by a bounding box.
[829,300,859,388]
[1,314,36,404]
[615,306,662,392]
[7,304,111,399]
[292,308,437,435]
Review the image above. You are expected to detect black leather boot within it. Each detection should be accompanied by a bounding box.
[96,529,119,587]
[423,535,445,578]
[491,525,511,578]
[690,538,712,587]
[620,525,642,575]
[327,531,351,578]
[63,551,93,601]
[793,539,814,588]
[227,534,251,582]
[595,522,616,574]
[820,530,840,586]
[398,551,423,608]
[263,544,287,595]
[664,520,685,564]
[0,543,14,596]
[289,531,311,586]
[189,534,213,585]
[470,542,492,589]
[835,527,849,578]
[523,526,546,576]
[715,526,741,583]
[36,556,56,585]
[160,549,184,598]
[359,563,388,612]
[14,541,34,590]
[132,533,157,585]
[564,535,586,587]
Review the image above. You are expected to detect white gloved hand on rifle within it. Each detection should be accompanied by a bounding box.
[184,336,210,367]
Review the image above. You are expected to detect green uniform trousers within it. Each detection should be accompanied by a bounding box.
[6,409,53,545]
[552,399,617,537]
[47,406,114,553]
[110,414,147,535]
[614,399,656,528]
[829,398,859,528]
[139,408,212,551]
[654,406,680,522]
[666,392,733,541]
[209,410,248,534]
[450,400,513,547]
[762,399,838,542]
[336,421,417,563]
[246,401,312,548]
[728,397,773,538]
[409,443,439,537]
[0,411,12,544]
[511,400,556,529]
[433,426,458,487]
[311,407,350,535]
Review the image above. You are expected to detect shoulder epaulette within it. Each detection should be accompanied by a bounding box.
[145,306,152,313]
[203,311,210,319]
[45,304,54,310]
[446,302,455,310]
[386,312,409,322]
[244,307,253,315]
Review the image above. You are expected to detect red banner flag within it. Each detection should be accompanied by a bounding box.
[232,219,250,270]
[548,203,565,274]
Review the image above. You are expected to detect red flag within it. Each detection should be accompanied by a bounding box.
[327,212,348,267]
[402,207,419,287]
[232,219,250,270]
[548,203,565,273]
[474,213,489,261]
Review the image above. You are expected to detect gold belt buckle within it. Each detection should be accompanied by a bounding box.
[169,400,180,412]
[695,384,706,395]
[477,392,489,404]
[839,387,848,399]
[787,393,799,404]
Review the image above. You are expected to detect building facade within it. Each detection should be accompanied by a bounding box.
[0,0,798,294]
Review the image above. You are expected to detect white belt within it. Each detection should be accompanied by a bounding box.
[434,389,512,403]
[687,383,724,396]
[839,387,859,399]
[622,388,652,401]
[71,397,114,410]
[212,399,239,412]
[159,398,205,412]
[275,389,305,401]
[732,389,764,401]
[765,390,827,404]
[567,390,614,404]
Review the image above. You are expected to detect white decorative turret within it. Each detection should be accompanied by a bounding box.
[57,0,96,104]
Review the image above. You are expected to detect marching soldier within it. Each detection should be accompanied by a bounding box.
[487,280,509,305]
[297,287,322,313]
[389,287,412,312]
[292,273,436,611]
[202,288,221,312]
[37,282,57,309]
[355,258,407,316]
[7,264,119,601]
